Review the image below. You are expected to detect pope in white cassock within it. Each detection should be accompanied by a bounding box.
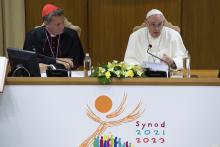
[124,9,187,69]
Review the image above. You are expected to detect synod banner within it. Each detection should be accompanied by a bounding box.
[0,85,220,147]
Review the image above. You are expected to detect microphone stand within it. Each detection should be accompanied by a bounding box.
[36,52,72,77]
[146,44,170,77]
[31,45,73,77]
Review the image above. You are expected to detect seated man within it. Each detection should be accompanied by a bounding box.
[23,3,84,71]
[124,9,187,70]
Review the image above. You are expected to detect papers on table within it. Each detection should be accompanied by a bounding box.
[142,61,169,77]
[41,71,85,77]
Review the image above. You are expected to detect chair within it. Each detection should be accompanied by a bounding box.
[35,17,81,37]
[132,18,180,33]
[218,69,220,78]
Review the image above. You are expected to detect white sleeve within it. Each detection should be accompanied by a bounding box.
[171,33,187,70]
[124,34,140,65]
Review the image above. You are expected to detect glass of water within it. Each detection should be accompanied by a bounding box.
[183,53,191,78]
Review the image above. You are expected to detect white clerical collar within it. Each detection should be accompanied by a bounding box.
[50,34,57,37]
[45,27,57,37]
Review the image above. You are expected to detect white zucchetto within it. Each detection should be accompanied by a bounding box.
[146,9,164,19]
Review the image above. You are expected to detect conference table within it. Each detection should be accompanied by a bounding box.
[1,70,220,147]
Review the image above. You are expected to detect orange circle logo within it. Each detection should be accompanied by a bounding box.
[95,95,112,113]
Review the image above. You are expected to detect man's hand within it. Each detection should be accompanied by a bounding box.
[162,54,177,69]
[56,58,74,70]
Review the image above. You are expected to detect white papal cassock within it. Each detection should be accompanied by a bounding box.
[124,26,187,69]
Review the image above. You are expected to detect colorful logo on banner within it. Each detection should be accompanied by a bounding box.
[79,94,143,147]
[92,134,134,147]
[79,94,166,146]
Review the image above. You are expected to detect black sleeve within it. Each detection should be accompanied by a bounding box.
[23,32,34,52]
[63,29,85,68]
[23,30,56,64]
[71,31,85,66]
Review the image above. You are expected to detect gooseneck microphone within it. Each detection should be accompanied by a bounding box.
[146,44,170,77]
[146,44,169,65]
[31,46,72,77]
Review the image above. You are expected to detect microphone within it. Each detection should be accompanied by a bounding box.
[146,44,170,77]
[38,53,72,77]
[146,44,169,65]
[31,46,72,77]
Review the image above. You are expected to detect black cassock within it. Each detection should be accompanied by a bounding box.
[23,26,84,68]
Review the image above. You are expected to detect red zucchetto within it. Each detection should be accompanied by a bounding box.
[42,4,60,17]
